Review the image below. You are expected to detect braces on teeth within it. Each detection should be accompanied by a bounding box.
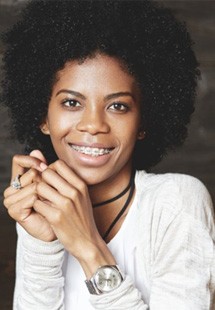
[72,145,111,156]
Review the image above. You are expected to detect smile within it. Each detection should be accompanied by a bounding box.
[70,145,113,157]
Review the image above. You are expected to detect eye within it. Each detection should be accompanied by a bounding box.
[62,99,81,108]
[108,102,129,112]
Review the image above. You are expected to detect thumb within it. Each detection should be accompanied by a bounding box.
[30,150,47,168]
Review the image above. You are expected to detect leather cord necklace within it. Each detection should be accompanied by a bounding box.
[93,174,134,208]
[93,172,135,241]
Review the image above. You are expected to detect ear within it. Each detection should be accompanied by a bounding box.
[137,129,146,141]
[40,120,50,135]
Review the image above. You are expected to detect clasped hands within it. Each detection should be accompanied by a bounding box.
[3,150,102,261]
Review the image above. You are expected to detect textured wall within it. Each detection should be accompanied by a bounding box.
[0,1,214,308]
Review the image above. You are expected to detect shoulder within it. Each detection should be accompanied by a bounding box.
[135,170,214,233]
[136,169,211,197]
[135,170,213,210]
[135,171,215,278]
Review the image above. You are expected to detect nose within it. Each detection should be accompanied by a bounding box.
[76,108,110,135]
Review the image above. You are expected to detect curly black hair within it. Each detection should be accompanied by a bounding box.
[1,0,199,170]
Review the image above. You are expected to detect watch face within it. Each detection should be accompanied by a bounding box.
[94,266,122,293]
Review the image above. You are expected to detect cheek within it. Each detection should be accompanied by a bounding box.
[48,113,75,137]
[117,128,139,153]
[124,122,140,144]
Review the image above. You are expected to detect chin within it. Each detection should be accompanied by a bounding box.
[78,171,106,186]
[67,165,106,186]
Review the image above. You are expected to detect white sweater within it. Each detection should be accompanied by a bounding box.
[13,171,215,309]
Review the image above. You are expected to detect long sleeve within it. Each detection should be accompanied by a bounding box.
[89,276,149,309]
[138,174,215,309]
[13,224,65,310]
[13,173,215,310]
[89,173,215,309]
[149,207,215,309]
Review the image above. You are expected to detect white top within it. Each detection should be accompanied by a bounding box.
[63,172,147,308]
[14,171,215,309]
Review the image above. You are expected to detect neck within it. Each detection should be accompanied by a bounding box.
[88,164,133,205]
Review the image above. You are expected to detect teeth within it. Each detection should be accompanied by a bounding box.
[71,145,111,156]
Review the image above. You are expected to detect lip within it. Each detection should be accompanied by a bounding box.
[69,142,114,149]
[68,142,115,167]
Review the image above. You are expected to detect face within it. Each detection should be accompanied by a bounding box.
[41,54,144,186]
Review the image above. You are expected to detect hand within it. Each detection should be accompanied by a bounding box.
[33,159,115,277]
[3,150,56,242]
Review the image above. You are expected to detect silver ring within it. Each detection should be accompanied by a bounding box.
[11,174,22,190]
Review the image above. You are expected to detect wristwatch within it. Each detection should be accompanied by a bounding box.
[85,265,124,295]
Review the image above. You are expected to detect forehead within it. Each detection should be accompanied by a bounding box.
[53,54,140,97]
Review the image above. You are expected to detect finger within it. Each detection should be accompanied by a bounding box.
[41,167,81,201]
[11,154,47,181]
[4,169,40,198]
[49,160,87,193]
[33,199,61,226]
[4,182,37,208]
[30,150,48,168]
[7,193,38,222]
[36,181,71,208]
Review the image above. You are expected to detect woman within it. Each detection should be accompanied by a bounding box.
[2,0,215,309]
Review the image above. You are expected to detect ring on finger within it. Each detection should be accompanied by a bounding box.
[11,174,22,190]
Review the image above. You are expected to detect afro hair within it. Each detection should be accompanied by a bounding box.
[1,0,200,170]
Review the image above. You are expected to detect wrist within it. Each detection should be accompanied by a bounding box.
[76,239,116,279]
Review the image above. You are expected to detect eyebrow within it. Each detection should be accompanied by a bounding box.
[55,89,135,101]
[56,89,86,100]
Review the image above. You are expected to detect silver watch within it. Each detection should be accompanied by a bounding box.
[85,265,124,295]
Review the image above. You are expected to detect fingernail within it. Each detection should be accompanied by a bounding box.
[40,162,48,171]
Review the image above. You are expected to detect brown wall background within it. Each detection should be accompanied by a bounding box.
[0,1,214,308]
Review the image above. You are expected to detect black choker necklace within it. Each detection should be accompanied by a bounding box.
[93,171,135,241]
[93,175,134,208]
